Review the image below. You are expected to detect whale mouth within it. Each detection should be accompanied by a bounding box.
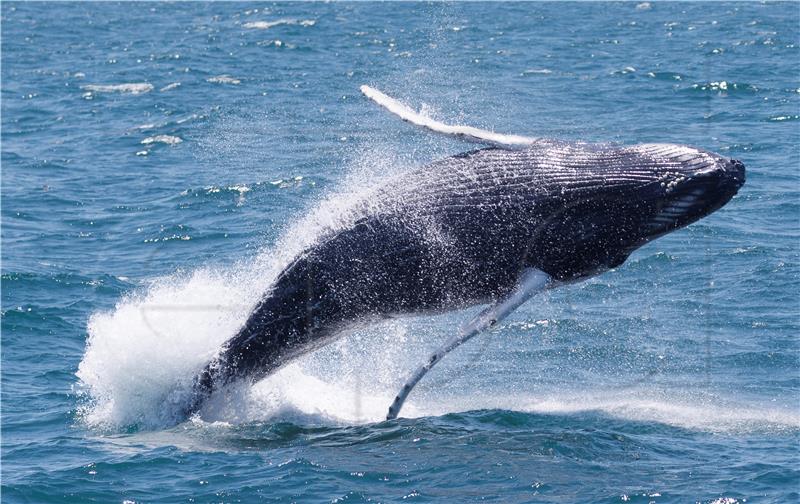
[643,157,745,236]
[645,188,707,233]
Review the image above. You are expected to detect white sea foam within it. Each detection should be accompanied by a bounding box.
[522,68,553,75]
[242,19,315,30]
[203,361,800,433]
[81,83,154,94]
[207,75,241,85]
[160,82,181,92]
[512,393,800,434]
[141,135,182,145]
[196,362,422,426]
[76,269,260,428]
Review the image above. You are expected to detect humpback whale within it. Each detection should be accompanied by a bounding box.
[184,86,745,420]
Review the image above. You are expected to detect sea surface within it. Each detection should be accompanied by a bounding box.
[2,2,799,503]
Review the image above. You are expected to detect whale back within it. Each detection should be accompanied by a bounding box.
[373,141,723,280]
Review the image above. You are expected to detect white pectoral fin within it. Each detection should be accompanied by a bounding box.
[360,85,538,149]
[386,268,551,420]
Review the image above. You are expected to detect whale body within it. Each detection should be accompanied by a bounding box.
[185,137,745,419]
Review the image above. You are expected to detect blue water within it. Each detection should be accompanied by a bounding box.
[2,2,799,502]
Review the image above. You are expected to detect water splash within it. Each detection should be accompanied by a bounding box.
[76,132,416,430]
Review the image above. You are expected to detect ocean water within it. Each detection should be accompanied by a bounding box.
[2,2,799,502]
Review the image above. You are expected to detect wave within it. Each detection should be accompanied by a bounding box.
[242,19,316,30]
[687,81,760,94]
[160,82,181,92]
[202,371,800,435]
[768,114,800,122]
[645,70,689,81]
[206,75,241,85]
[509,394,800,434]
[81,83,154,94]
[141,135,182,146]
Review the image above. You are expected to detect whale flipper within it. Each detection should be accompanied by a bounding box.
[386,268,551,420]
[360,85,538,148]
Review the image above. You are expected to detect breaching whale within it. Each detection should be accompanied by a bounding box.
[184,86,745,420]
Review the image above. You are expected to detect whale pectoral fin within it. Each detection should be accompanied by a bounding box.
[385,268,552,420]
[360,85,538,149]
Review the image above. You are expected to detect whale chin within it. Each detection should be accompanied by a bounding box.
[641,156,745,241]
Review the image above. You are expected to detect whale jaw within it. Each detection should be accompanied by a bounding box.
[640,156,745,243]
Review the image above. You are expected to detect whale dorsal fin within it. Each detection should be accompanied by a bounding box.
[360,85,538,149]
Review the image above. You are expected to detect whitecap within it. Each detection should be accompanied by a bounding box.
[228,184,250,194]
[207,75,241,85]
[522,68,553,75]
[506,392,800,434]
[242,19,315,30]
[81,83,154,94]
[770,115,799,122]
[141,135,182,145]
[160,82,181,92]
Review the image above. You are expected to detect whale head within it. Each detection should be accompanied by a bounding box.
[530,143,746,281]
[638,152,745,240]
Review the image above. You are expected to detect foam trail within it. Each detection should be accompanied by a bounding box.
[360,85,538,147]
[505,393,800,434]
